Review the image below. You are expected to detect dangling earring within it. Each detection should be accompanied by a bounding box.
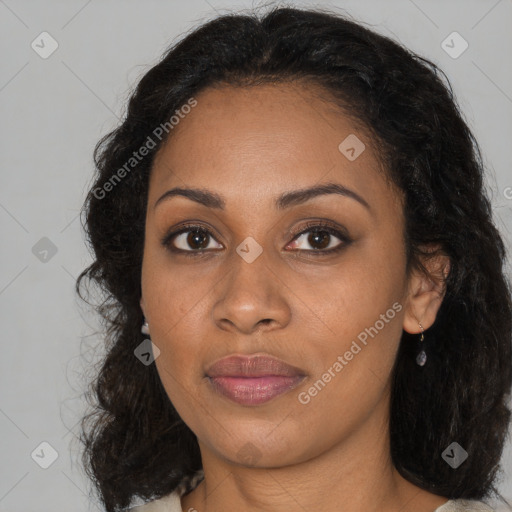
[141,318,150,336]
[416,322,427,366]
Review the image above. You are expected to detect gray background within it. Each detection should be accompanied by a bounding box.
[1,0,511,510]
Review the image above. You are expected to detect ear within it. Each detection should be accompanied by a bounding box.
[402,246,451,334]
[140,296,146,317]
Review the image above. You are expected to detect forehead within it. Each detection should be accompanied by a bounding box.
[149,82,399,213]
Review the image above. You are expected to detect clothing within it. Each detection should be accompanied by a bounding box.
[126,470,495,511]
[128,493,495,511]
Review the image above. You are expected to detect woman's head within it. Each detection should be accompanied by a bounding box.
[77,6,512,511]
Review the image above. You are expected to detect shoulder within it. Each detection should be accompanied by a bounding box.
[123,469,204,512]
[435,499,495,512]
[127,490,182,512]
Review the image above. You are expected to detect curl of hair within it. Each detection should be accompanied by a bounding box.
[76,5,512,511]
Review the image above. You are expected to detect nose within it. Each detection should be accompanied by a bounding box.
[212,248,292,335]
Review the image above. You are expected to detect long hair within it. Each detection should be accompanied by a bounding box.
[76,5,512,511]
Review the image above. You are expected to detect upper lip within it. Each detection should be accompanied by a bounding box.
[206,354,306,378]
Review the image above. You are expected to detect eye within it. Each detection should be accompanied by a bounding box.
[161,220,351,257]
[286,221,351,255]
[163,224,223,254]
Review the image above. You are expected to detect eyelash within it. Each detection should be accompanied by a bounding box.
[161,220,352,258]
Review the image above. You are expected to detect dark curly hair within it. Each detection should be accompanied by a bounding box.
[75,4,512,511]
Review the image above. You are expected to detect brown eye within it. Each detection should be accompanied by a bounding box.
[184,230,210,250]
[287,226,348,253]
[161,221,351,257]
[306,230,332,250]
[167,227,222,252]
[161,223,225,255]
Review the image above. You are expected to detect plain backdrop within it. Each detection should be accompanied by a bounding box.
[1,0,511,510]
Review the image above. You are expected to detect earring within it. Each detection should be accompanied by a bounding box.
[141,318,150,335]
[416,322,427,366]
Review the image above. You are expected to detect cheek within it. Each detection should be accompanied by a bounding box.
[140,254,209,392]
[298,276,404,391]
[141,243,213,325]
[312,236,405,324]
[303,233,406,375]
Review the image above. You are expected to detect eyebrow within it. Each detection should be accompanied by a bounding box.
[153,181,371,213]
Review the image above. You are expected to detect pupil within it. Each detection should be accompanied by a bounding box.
[309,230,330,249]
[188,230,208,249]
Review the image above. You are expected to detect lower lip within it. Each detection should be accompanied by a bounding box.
[207,375,305,405]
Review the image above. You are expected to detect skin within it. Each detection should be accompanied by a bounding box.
[140,82,451,512]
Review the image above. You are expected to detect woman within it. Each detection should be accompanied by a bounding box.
[76,5,512,512]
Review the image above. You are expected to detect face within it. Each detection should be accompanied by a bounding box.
[140,82,428,468]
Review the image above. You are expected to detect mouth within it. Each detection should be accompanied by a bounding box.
[205,354,306,406]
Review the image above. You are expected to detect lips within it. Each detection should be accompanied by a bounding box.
[206,354,305,378]
[206,354,306,406]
